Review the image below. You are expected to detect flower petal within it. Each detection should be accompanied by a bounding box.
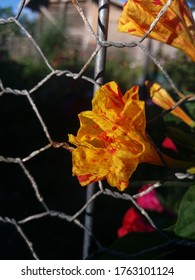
[71,147,110,185]
[118,0,195,61]
[120,85,146,135]
[92,81,124,122]
[107,149,139,191]
[137,184,165,212]
[117,207,155,237]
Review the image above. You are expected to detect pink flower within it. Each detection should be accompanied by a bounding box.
[137,184,165,213]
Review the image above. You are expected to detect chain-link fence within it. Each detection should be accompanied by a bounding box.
[0,0,195,260]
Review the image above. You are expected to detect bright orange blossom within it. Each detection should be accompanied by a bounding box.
[68,81,164,191]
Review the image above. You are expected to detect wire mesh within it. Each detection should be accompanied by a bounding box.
[0,0,195,260]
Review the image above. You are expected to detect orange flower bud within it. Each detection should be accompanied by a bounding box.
[146,81,195,127]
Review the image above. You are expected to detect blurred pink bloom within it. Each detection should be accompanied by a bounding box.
[137,184,165,213]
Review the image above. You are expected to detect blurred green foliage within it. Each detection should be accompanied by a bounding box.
[164,53,195,93]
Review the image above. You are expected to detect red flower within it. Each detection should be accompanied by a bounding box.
[117,207,154,238]
[162,137,178,153]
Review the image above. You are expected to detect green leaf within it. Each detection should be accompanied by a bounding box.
[175,185,195,240]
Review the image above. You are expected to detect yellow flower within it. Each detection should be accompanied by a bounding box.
[146,81,195,127]
[68,81,163,191]
[187,167,195,174]
[118,0,195,61]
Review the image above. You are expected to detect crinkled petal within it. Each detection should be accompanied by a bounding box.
[71,108,147,157]
[71,147,110,185]
[92,81,125,122]
[71,144,139,190]
[120,85,146,135]
[107,150,139,191]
